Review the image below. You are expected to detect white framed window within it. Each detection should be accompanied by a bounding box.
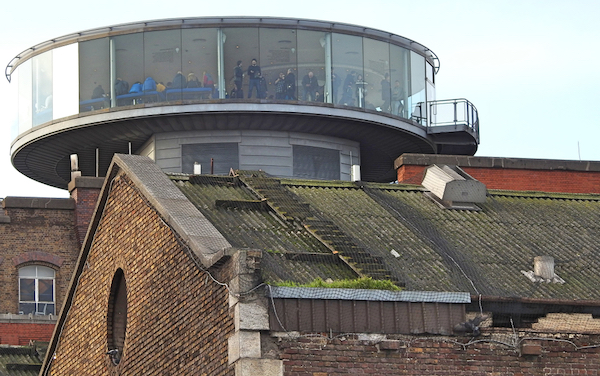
[19,265,55,315]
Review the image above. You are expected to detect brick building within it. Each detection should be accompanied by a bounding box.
[37,154,600,375]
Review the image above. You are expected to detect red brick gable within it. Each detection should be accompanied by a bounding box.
[47,174,234,375]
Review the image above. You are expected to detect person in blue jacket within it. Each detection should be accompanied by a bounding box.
[143,77,157,92]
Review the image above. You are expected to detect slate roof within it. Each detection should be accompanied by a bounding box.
[0,343,46,376]
[172,171,600,302]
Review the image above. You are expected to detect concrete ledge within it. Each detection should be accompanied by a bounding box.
[0,313,57,324]
[234,358,283,376]
[2,197,75,210]
[395,153,600,172]
[68,176,105,192]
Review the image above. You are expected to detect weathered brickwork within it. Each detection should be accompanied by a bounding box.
[0,203,79,319]
[71,185,102,245]
[48,174,234,375]
[398,165,600,194]
[278,333,600,375]
[0,322,55,345]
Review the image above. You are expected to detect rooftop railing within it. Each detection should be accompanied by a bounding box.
[425,99,479,143]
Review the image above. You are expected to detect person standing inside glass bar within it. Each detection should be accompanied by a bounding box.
[355,74,367,108]
[247,59,262,98]
[381,73,391,113]
[302,71,319,101]
[391,80,405,116]
[233,60,244,98]
[285,68,296,100]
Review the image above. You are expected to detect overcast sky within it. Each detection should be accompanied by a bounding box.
[1,0,598,198]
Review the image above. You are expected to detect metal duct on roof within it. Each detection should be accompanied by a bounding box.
[422,164,487,209]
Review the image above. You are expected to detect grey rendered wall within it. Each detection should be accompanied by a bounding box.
[149,130,360,180]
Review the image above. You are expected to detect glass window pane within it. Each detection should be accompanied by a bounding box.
[32,51,53,126]
[20,278,35,301]
[19,265,37,278]
[297,30,326,103]
[332,33,363,108]
[112,33,144,107]
[18,60,33,134]
[143,30,181,104]
[363,38,390,112]
[409,51,426,125]
[53,43,79,119]
[36,303,54,315]
[19,303,35,315]
[9,67,19,141]
[390,45,410,119]
[260,28,297,101]
[37,266,55,278]
[79,38,109,112]
[181,28,218,101]
[223,28,259,99]
[426,61,435,83]
[38,279,54,302]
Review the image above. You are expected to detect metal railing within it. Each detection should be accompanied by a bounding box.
[425,98,479,143]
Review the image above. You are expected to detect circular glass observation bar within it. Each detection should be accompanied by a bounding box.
[6,17,478,189]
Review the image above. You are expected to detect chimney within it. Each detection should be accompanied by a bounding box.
[69,176,105,246]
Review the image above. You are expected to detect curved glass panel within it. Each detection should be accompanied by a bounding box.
[260,28,297,101]
[390,44,410,119]
[17,61,32,136]
[11,24,437,140]
[223,28,260,99]
[54,43,79,119]
[332,33,363,108]
[181,28,218,101]
[111,33,143,107]
[144,30,182,103]
[32,51,53,127]
[79,38,108,112]
[9,67,19,141]
[297,30,326,103]
[409,51,426,125]
[363,38,390,112]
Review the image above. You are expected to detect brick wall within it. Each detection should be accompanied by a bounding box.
[395,154,600,194]
[397,165,600,194]
[0,322,55,345]
[278,333,600,375]
[69,177,104,246]
[48,174,234,375]
[0,201,79,319]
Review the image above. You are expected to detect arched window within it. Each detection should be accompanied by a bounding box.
[107,268,128,365]
[19,265,55,315]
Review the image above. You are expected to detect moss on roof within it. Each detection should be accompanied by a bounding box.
[172,173,600,300]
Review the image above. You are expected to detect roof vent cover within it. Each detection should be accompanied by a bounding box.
[521,256,565,284]
[422,164,487,210]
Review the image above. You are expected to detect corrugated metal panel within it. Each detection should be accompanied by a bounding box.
[269,298,465,335]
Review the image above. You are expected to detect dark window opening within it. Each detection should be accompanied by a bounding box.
[293,145,340,180]
[107,268,127,366]
[182,143,239,175]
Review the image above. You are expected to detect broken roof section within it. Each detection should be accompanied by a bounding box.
[171,169,600,302]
